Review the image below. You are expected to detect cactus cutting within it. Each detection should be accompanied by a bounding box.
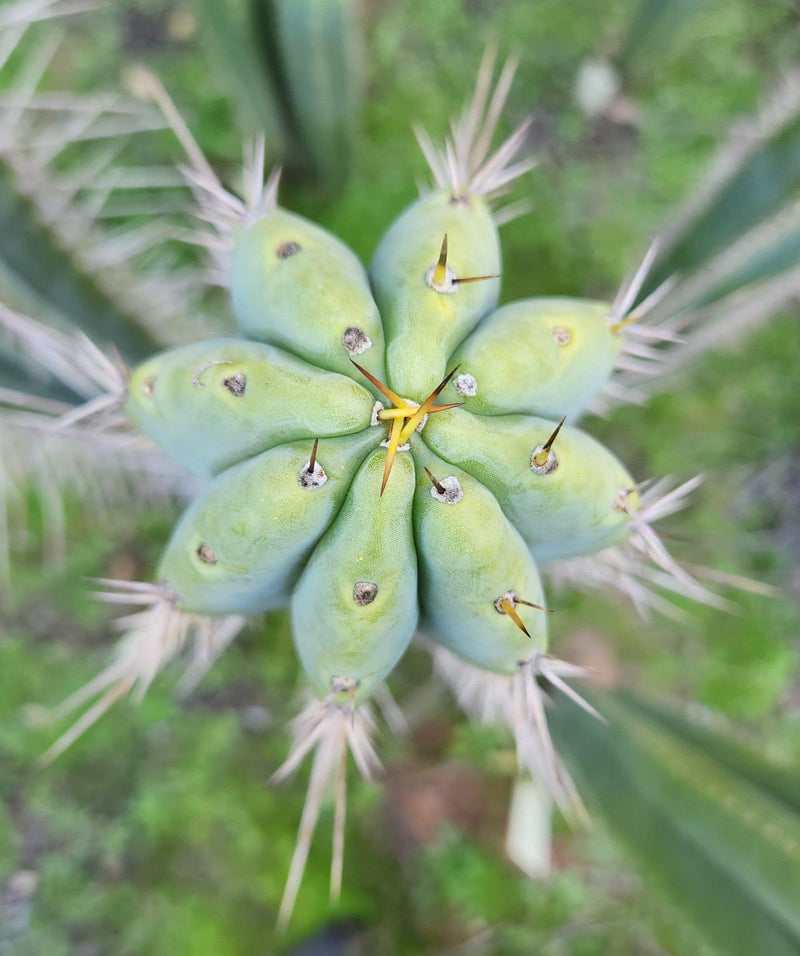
[3,7,800,946]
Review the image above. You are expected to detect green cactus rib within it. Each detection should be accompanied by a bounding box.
[369,190,502,397]
[231,207,386,381]
[0,166,161,365]
[126,338,376,477]
[551,693,800,953]
[422,407,636,561]
[447,298,623,420]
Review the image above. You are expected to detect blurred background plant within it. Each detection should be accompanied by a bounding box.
[1,0,800,953]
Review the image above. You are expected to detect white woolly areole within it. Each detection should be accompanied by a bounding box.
[297,461,327,489]
[342,326,372,355]
[425,263,458,294]
[430,475,463,504]
[530,446,559,475]
[380,437,410,452]
[454,373,478,396]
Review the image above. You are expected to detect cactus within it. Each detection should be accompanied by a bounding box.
[2,8,800,943]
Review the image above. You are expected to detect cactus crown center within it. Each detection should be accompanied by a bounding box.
[351,361,465,495]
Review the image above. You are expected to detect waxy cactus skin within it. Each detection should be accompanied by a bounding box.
[49,51,707,929]
[412,450,547,674]
[291,448,418,703]
[423,408,637,561]
[157,430,379,615]
[126,337,375,476]
[370,189,501,396]
[448,297,623,419]
[231,208,386,381]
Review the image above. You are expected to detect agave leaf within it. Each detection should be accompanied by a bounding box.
[620,694,800,815]
[681,218,800,313]
[251,0,364,182]
[0,164,161,363]
[188,0,288,149]
[551,690,800,954]
[620,0,712,71]
[638,86,800,305]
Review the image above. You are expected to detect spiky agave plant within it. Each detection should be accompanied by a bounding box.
[3,14,798,931]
